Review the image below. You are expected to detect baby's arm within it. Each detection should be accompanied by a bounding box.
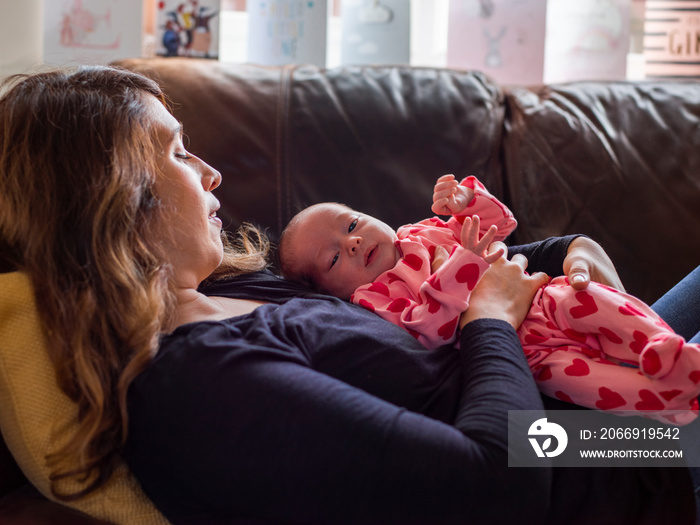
[353,246,490,348]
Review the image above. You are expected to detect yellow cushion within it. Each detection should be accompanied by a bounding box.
[0,272,170,524]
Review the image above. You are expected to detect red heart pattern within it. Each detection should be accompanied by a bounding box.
[599,327,623,345]
[357,299,375,312]
[619,302,646,317]
[596,387,626,410]
[425,293,441,314]
[641,348,662,376]
[635,390,665,411]
[562,328,587,344]
[437,317,458,340]
[524,330,548,345]
[564,358,590,376]
[368,282,390,296]
[537,365,552,381]
[629,331,648,354]
[455,263,480,290]
[660,389,682,402]
[387,298,410,313]
[690,371,700,384]
[570,292,598,319]
[402,253,423,272]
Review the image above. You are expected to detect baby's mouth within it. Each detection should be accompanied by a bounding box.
[365,245,377,267]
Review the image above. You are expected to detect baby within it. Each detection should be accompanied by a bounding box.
[279,174,700,424]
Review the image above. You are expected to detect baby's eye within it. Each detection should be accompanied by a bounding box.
[348,218,358,232]
[330,253,339,269]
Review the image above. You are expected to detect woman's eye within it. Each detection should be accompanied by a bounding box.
[330,253,339,269]
[175,152,192,160]
[348,218,358,232]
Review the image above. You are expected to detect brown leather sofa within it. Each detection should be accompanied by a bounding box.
[1,57,699,523]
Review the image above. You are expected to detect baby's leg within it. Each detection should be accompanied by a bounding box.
[522,277,700,424]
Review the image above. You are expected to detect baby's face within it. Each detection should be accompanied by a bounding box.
[291,203,399,300]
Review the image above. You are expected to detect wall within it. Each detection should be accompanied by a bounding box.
[0,0,44,78]
[0,0,646,81]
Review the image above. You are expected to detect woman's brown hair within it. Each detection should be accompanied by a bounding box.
[0,66,267,500]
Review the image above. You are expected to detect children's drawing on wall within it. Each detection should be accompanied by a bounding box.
[458,0,495,18]
[447,0,547,85]
[156,0,221,58]
[483,26,506,67]
[44,0,145,65]
[340,0,410,66]
[544,0,630,83]
[247,1,328,67]
[58,0,120,49]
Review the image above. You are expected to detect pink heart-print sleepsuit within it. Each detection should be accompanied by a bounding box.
[351,176,700,424]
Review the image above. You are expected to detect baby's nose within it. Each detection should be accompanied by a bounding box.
[346,236,361,254]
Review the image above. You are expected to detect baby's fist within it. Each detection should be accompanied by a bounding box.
[431,174,473,216]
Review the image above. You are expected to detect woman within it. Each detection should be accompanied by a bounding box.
[0,66,695,524]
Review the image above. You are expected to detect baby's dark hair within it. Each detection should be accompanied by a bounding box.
[278,216,316,289]
[278,202,353,292]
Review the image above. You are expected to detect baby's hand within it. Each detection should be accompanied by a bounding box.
[431,174,474,216]
[460,216,504,264]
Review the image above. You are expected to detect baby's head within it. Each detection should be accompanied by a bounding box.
[280,202,399,300]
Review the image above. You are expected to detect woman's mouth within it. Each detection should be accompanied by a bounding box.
[209,211,222,228]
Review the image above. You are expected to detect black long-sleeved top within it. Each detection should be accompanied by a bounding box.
[124,237,694,524]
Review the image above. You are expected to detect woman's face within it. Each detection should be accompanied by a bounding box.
[144,94,224,288]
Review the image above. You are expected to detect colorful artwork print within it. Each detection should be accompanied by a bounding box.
[44,0,144,65]
[247,0,328,67]
[156,0,221,58]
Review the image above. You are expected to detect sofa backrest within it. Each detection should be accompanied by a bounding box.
[503,81,700,305]
[115,58,700,304]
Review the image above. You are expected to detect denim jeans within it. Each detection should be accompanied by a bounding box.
[652,265,700,344]
[652,265,700,523]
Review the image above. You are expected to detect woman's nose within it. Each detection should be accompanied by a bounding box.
[202,162,222,191]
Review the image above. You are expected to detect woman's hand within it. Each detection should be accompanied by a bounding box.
[459,243,550,330]
[563,236,625,292]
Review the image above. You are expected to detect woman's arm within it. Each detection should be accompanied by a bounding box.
[508,235,624,291]
[507,235,579,276]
